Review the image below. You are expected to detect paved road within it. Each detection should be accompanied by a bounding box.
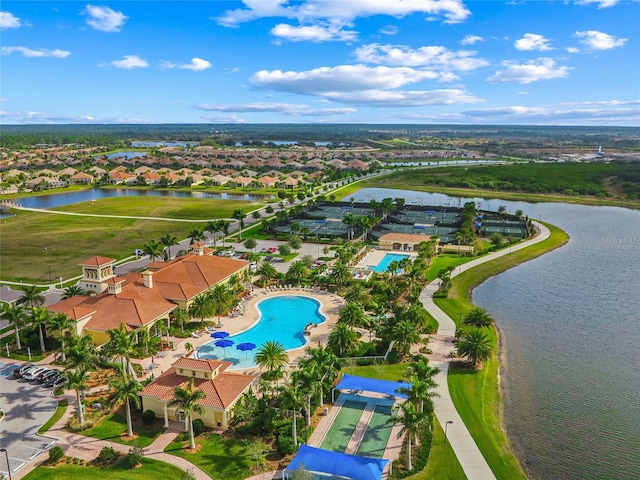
[0,363,59,478]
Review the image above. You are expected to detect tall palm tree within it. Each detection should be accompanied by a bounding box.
[205,220,223,247]
[17,285,45,308]
[142,239,164,261]
[67,368,91,426]
[300,344,339,407]
[338,302,366,328]
[188,226,206,244]
[255,340,289,376]
[65,334,97,373]
[109,377,142,437]
[30,307,50,353]
[208,285,232,326]
[391,319,421,356]
[168,378,206,449]
[286,260,310,285]
[329,261,351,288]
[219,221,230,247]
[106,323,137,379]
[172,308,189,333]
[399,359,440,414]
[278,381,303,446]
[327,323,360,357]
[188,293,215,324]
[464,307,495,328]
[49,312,75,363]
[256,260,278,287]
[160,234,179,261]
[61,285,86,299]
[458,328,493,368]
[1,302,26,350]
[343,282,370,306]
[388,401,429,471]
[232,209,247,240]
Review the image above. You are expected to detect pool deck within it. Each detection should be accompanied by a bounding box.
[135,287,343,378]
[355,249,415,272]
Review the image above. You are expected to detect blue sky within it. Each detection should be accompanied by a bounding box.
[1,0,638,125]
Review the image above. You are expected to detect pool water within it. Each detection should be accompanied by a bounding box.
[196,296,326,370]
[372,253,410,273]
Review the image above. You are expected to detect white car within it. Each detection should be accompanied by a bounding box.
[24,366,48,381]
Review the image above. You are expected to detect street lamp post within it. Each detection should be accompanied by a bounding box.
[444,420,453,444]
[0,447,12,480]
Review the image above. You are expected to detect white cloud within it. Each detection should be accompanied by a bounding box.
[107,55,149,69]
[566,47,580,54]
[487,58,571,84]
[576,0,619,8]
[1,46,71,58]
[217,0,470,29]
[0,11,21,29]
[271,23,357,42]
[196,102,356,116]
[323,89,479,106]
[515,33,552,51]
[461,35,483,45]
[201,114,246,123]
[575,30,626,50]
[161,58,211,71]
[354,43,488,71]
[380,25,398,36]
[559,99,640,107]
[84,4,128,32]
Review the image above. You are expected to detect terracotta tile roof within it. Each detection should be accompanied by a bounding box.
[78,256,115,267]
[173,357,230,372]
[140,366,256,409]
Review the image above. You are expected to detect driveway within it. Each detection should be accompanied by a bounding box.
[0,361,59,478]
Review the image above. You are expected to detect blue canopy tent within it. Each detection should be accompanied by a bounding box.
[332,374,410,403]
[283,445,389,480]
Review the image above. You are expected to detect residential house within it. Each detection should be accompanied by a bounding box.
[69,172,95,185]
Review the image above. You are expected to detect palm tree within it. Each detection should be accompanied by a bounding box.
[109,377,142,437]
[327,323,360,357]
[205,220,223,247]
[143,239,165,261]
[343,282,370,306]
[286,260,310,285]
[160,234,179,261]
[67,368,91,426]
[106,323,137,379]
[208,285,232,326]
[61,285,86,299]
[65,334,97,373]
[255,340,289,376]
[399,359,440,414]
[1,302,26,350]
[256,260,278,287]
[342,213,356,240]
[17,285,45,308]
[338,302,366,328]
[329,261,351,288]
[300,344,339,407]
[188,226,206,244]
[278,381,303,446]
[458,328,492,368]
[49,312,75,363]
[464,307,495,328]
[219,221,230,247]
[168,378,206,449]
[172,308,189,333]
[388,401,428,471]
[232,209,247,240]
[30,307,50,353]
[188,293,214,324]
[391,319,421,356]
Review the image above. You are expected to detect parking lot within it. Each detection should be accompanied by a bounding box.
[0,361,59,478]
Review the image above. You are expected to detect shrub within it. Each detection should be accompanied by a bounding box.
[98,446,118,463]
[277,434,296,455]
[192,418,205,437]
[142,409,156,425]
[125,446,144,468]
[48,446,64,463]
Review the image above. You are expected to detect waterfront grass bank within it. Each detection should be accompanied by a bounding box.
[434,222,569,480]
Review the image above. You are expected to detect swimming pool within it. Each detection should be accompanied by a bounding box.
[196,295,326,370]
[372,253,410,273]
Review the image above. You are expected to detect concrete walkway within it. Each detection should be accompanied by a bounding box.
[417,221,551,480]
[13,393,212,480]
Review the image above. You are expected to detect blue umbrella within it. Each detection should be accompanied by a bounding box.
[214,339,234,357]
[211,331,230,339]
[236,342,257,359]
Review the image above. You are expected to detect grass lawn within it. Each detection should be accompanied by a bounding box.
[409,417,467,480]
[21,457,185,480]
[81,411,164,448]
[342,363,409,381]
[38,399,68,434]
[165,432,254,480]
[0,195,260,282]
[433,222,568,480]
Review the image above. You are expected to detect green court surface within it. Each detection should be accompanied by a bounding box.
[320,399,366,452]
[356,404,394,458]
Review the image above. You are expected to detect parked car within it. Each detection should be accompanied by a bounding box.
[267,247,278,253]
[265,255,273,261]
[37,369,59,384]
[51,375,68,389]
[240,253,248,259]
[24,366,49,381]
[44,372,62,388]
[13,364,35,379]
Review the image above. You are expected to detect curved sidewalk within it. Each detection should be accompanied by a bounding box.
[419,222,550,480]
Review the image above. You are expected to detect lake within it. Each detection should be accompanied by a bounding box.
[13,188,271,209]
[350,188,640,480]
